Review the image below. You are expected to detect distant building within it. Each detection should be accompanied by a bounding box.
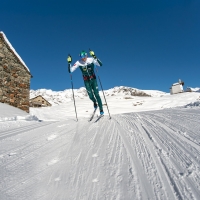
[170,79,184,95]
[30,95,51,107]
[0,32,32,112]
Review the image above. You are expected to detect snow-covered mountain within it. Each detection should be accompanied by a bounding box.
[30,87,87,105]
[30,86,167,106]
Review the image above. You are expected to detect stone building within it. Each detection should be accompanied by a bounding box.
[30,95,52,107]
[170,79,184,95]
[0,32,32,113]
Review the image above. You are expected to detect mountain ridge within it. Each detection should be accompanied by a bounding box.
[30,86,167,106]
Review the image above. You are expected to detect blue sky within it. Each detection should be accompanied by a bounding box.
[1,0,200,92]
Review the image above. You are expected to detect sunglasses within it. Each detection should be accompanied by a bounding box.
[80,53,87,58]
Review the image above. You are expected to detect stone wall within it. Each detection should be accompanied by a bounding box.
[0,34,31,113]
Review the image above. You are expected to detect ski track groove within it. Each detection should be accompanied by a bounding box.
[114,115,172,199]
[1,108,200,199]
[0,121,56,140]
[151,114,200,149]
[112,116,155,200]
[45,119,92,200]
[0,120,78,198]
[113,112,200,200]
[138,111,200,199]
[0,123,77,168]
[133,114,177,200]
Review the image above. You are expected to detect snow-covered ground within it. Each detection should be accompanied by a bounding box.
[1,87,200,200]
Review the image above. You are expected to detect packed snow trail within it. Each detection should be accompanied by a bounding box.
[0,108,200,200]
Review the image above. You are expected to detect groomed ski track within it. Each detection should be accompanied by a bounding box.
[0,108,200,200]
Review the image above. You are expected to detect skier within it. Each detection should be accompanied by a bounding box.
[67,50,104,115]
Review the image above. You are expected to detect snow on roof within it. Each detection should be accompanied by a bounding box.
[172,82,181,86]
[0,31,30,72]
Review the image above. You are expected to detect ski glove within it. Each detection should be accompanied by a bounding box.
[89,49,97,59]
[67,55,72,73]
[67,55,72,63]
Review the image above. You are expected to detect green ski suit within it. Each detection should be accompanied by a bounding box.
[70,57,103,111]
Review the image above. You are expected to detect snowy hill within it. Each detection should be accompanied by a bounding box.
[30,86,167,106]
[30,87,88,105]
[1,87,200,199]
[30,86,200,107]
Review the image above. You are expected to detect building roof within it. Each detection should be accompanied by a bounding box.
[30,95,52,105]
[172,83,180,86]
[0,31,30,73]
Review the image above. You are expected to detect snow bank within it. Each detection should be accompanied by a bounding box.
[0,102,39,122]
[184,101,200,108]
[0,115,39,122]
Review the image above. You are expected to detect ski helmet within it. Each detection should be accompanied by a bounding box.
[79,50,87,58]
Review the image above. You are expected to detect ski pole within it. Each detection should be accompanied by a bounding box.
[70,74,78,121]
[67,54,78,122]
[89,49,111,119]
[95,67,111,119]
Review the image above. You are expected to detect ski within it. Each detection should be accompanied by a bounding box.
[94,114,104,122]
[88,108,98,122]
